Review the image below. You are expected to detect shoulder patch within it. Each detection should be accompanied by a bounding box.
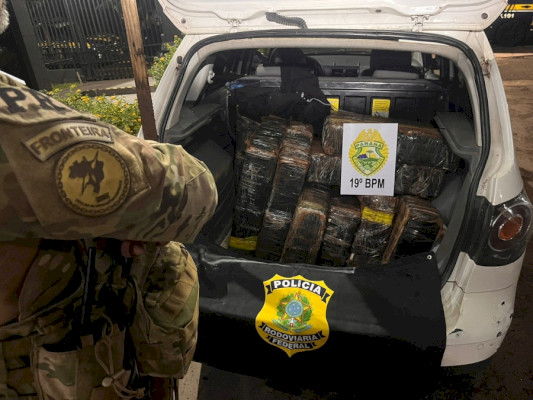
[24,121,114,161]
[24,121,113,161]
[55,143,130,216]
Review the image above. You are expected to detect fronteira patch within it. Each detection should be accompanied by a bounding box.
[24,121,113,161]
[56,143,130,216]
[256,274,334,357]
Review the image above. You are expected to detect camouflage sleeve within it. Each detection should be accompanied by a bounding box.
[102,135,219,242]
[0,82,218,242]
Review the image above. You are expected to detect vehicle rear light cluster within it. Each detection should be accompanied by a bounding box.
[468,191,533,266]
[467,191,533,266]
[489,198,532,251]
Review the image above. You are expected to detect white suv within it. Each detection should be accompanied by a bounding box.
[150,0,532,395]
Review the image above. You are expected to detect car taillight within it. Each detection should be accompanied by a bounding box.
[489,201,532,251]
[471,191,533,266]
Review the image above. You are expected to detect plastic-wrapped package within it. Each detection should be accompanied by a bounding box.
[397,123,459,170]
[248,129,283,152]
[233,151,245,188]
[321,111,458,172]
[236,114,260,154]
[307,139,342,186]
[382,196,445,263]
[347,196,397,266]
[319,196,362,266]
[394,163,446,199]
[321,111,376,156]
[255,123,313,260]
[284,121,314,151]
[257,115,287,140]
[232,206,266,241]
[266,143,311,213]
[255,210,293,261]
[280,187,330,264]
[358,195,398,213]
[230,127,282,251]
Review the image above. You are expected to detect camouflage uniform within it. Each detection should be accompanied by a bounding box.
[0,74,217,242]
[0,71,218,399]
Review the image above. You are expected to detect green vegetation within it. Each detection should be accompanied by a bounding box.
[46,85,141,134]
[44,36,182,135]
[148,35,182,87]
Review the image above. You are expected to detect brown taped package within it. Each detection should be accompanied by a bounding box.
[347,196,398,266]
[396,123,458,170]
[233,151,245,187]
[236,114,260,154]
[321,111,458,171]
[284,121,314,151]
[394,163,446,199]
[280,187,330,264]
[265,141,312,214]
[321,111,377,156]
[358,195,398,213]
[256,210,293,261]
[257,115,288,140]
[319,196,362,266]
[256,124,313,260]
[382,196,445,263]
[230,121,282,247]
[307,139,342,187]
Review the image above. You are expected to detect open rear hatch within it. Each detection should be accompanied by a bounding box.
[159,0,505,34]
[156,0,503,392]
[159,41,480,393]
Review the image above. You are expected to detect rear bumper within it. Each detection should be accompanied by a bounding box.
[441,254,524,366]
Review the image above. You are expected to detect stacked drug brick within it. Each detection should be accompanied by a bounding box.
[230,110,454,267]
[256,122,314,261]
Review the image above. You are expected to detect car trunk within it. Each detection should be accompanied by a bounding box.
[156,32,485,392]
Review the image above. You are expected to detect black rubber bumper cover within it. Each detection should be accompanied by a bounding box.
[189,244,446,395]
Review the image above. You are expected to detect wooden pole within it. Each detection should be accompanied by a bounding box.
[120,0,158,141]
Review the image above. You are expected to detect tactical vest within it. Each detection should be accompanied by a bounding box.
[0,239,199,400]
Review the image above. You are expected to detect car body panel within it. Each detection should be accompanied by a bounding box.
[441,255,522,365]
[159,0,507,34]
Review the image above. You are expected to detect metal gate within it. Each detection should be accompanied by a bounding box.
[26,0,167,81]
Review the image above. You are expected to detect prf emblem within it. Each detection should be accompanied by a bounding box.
[256,275,334,357]
[349,128,389,176]
[56,143,130,216]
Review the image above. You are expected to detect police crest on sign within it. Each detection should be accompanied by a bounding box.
[340,123,398,196]
[256,275,334,357]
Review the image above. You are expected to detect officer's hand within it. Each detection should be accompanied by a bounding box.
[121,241,145,258]
[120,240,169,258]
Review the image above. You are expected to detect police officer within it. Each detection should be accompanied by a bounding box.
[0,1,218,398]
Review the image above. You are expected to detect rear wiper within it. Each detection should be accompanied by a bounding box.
[266,12,308,29]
